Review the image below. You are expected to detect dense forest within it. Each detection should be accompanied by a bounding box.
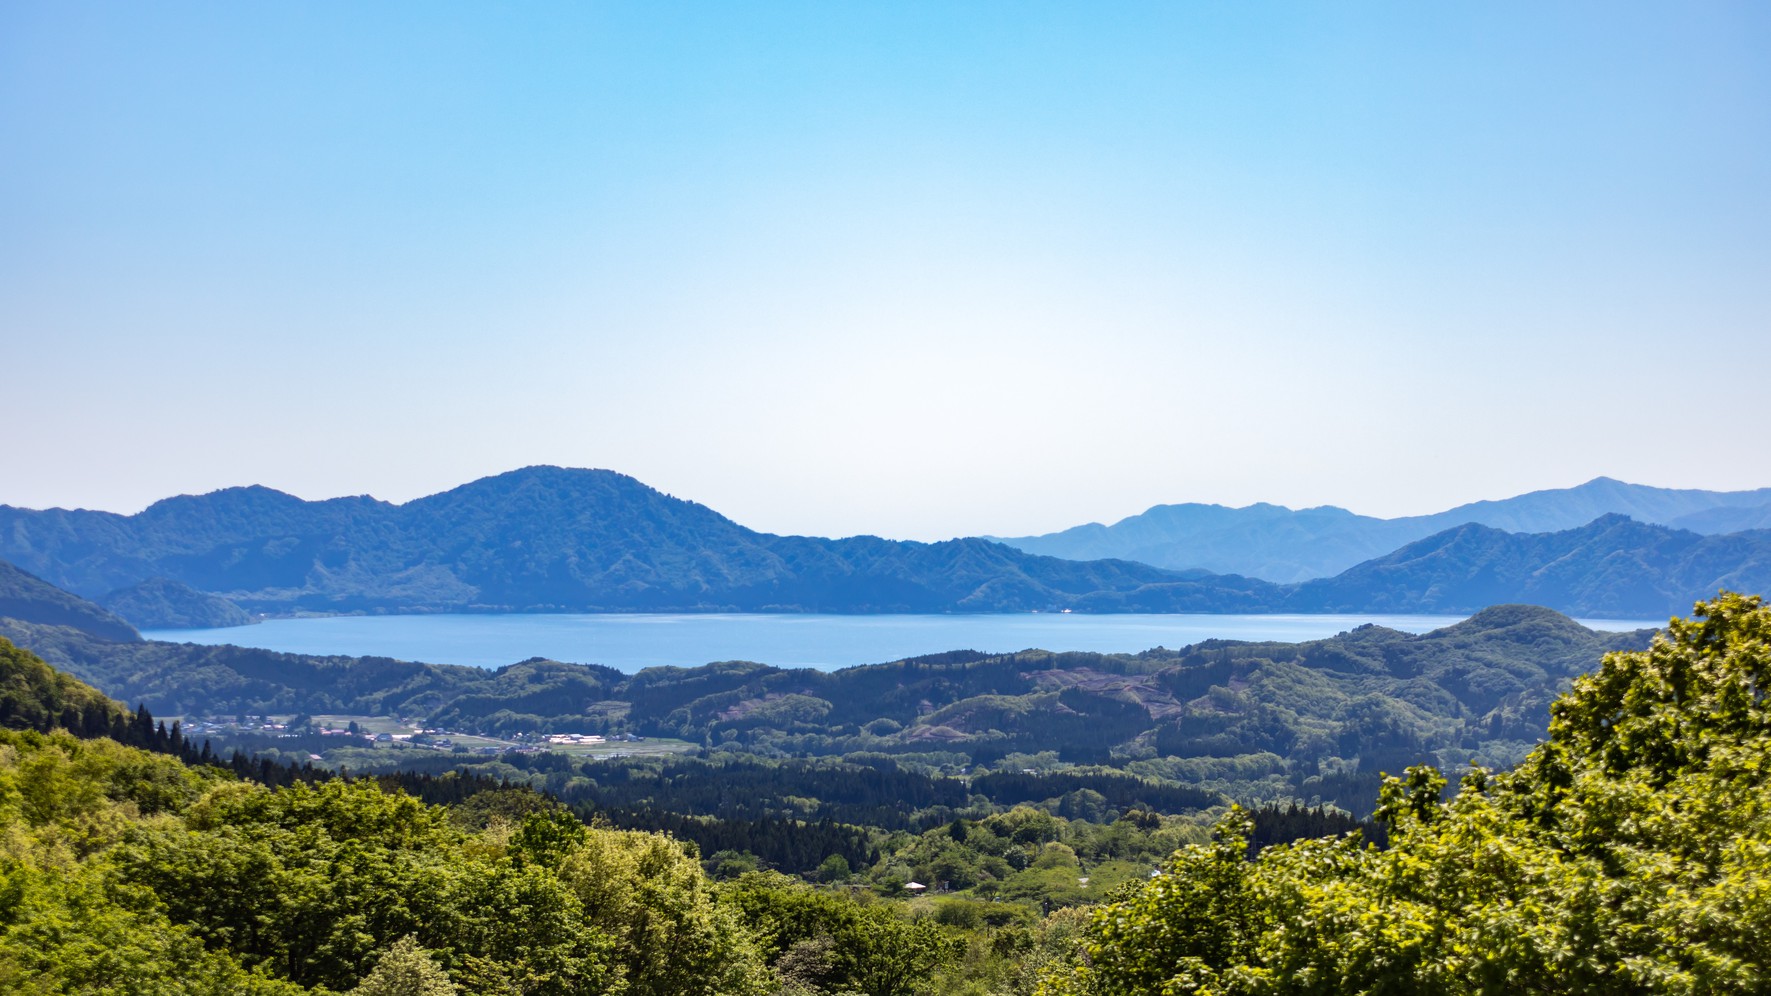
[0,637,1020,994]
[1040,593,1771,994]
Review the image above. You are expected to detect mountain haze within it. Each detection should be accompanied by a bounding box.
[3,468,1767,619]
[990,503,1418,583]
[1288,514,1771,616]
[1667,500,1771,534]
[993,477,1771,581]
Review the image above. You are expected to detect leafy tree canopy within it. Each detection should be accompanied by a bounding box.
[350,936,460,996]
[1043,593,1771,996]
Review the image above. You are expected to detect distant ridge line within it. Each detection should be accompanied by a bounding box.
[991,476,1771,582]
[1,467,1767,620]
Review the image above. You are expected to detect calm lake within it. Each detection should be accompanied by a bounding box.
[143,611,1666,674]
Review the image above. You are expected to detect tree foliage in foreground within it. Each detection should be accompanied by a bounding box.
[1041,592,1771,995]
[0,635,1005,995]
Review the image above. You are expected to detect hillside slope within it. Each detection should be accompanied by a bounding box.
[1292,515,1771,616]
[100,576,255,629]
[0,558,140,642]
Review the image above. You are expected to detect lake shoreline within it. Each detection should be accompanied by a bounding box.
[146,609,1667,675]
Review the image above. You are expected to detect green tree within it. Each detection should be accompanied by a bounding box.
[816,853,851,882]
[555,828,771,996]
[722,872,963,996]
[351,935,460,996]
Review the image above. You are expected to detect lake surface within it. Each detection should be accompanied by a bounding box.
[144,611,1666,674]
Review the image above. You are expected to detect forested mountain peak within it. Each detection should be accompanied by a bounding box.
[138,483,394,520]
[1438,602,1595,635]
[141,482,319,515]
[406,465,727,519]
[132,485,396,552]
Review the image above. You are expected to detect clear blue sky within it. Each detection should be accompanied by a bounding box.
[4,2,1767,540]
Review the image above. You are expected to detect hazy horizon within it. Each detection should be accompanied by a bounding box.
[6,466,1766,546]
[6,3,1768,541]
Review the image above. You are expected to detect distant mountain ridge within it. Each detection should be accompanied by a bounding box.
[992,477,1771,582]
[0,468,1217,615]
[2,467,1767,618]
[1286,515,1771,617]
[1668,503,1771,534]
